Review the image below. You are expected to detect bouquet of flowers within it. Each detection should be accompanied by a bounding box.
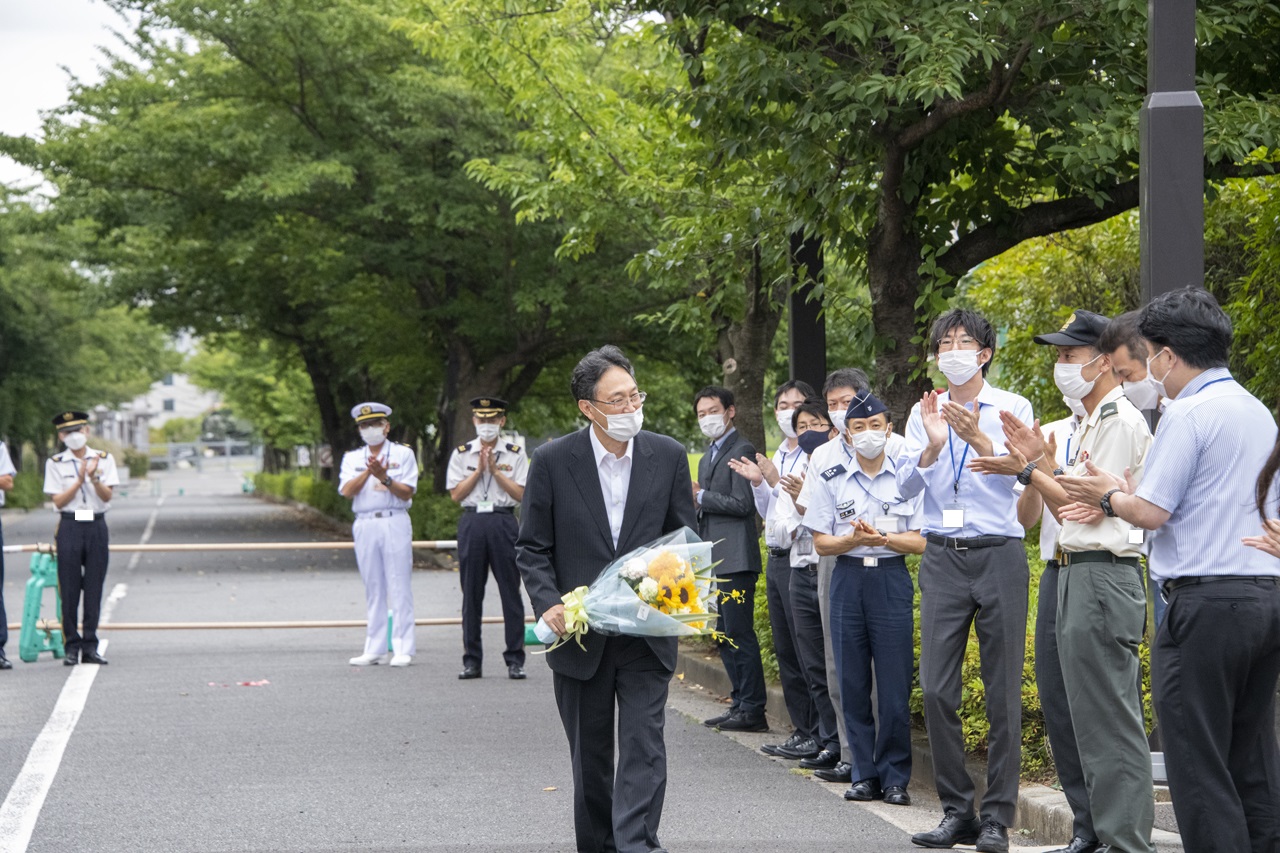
[535,527,725,653]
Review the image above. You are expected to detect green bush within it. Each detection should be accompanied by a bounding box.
[4,471,46,509]
[253,470,467,539]
[122,448,150,480]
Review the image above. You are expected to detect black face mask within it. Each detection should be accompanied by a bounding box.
[797,430,832,456]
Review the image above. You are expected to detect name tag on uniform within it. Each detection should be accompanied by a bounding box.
[475,501,495,514]
[942,505,965,528]
[875,514,902,534]
[74,509,94,522]
[1128,528,1145,545]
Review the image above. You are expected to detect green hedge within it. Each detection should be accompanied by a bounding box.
[252,471,463,541]
[4,471,46,510]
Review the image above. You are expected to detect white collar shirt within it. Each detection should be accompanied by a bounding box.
[803,451,924,558]
[589,426,633,549]
[43,448,121,514]
[338,442,419,515]
[444,437,529,509]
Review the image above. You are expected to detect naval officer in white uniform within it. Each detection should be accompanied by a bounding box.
[338,403,419,667]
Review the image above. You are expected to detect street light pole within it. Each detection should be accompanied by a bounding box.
[1139,0,1204,300]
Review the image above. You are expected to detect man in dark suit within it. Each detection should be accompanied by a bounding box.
[517,345,697,853]
[693,386,767,732]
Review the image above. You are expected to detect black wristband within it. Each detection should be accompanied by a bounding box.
[1052,467,1065,477]
[1100,488,1121,518]
[1016,462,1038,486]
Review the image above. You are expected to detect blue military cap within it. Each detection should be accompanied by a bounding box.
[52,410,91,431]
[351,402,392,424]
[845,392,888,422]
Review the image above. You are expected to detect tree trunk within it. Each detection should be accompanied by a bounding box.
[716,244,784,456]
[297,343,347,482]
[789,231,827,391]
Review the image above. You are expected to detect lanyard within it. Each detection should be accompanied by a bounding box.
[847,468,906,514]
[1192,377,1232,396]
[70,457,96,507]
[947,427,971,497]
[778,444,803,476]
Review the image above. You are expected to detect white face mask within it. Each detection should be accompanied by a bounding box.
[359,426,387,446]
[475,423,501,443]
[828,410,847,436]
[1053,353,1103,400]
[937,350,984,386]
[774,408,797,439]
[698,413,728,441]
[1063,395,1087,419]
[850,429,889,460]
[1146,348,1173,399]
[62,431,88,451]
[1122,378,1161,411]
[591,405,643,443]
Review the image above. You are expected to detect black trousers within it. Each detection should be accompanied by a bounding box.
[56,515,110,655]
[1154,577,1280,853]
[553,636,671,853]
[457,510,526,668]
[715,572,766,717]
[1035,562,1095,843]
[790,565,839,752]
[765,554,815,738]
[0,517,7,655]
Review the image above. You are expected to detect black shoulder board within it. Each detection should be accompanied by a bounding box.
[506,443,522,454]
[1098,402,1119,420]
[457,444,469,453]
[821,464,846,481]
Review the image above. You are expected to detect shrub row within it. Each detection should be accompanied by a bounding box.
[252,471,463,542]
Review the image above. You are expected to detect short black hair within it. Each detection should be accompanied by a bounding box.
[821,368,870,397]
[571,345,635,401]
[1097,310,1147,360]
[929,309,998,375]
[694,385,734,411]
[773,379,816,407]
[791,400,831,433]
[1138,287,1232,370]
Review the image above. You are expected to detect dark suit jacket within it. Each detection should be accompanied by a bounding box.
[516,427,698,681]
[696,428,762,576]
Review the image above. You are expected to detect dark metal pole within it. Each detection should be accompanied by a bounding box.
[1139,0,1204,301]
[788,231,827,390]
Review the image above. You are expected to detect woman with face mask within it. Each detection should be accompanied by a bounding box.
[444,396,530,680]
[43,411,122,666]
[339,402,420,668]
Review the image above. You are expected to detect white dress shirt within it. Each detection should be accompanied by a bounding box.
[43,448,121,513]
[589,426,633,549]
[338,441,419,515]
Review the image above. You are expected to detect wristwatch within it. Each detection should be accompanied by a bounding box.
[1052,467,1065,477]
[1100,488,1121,518]
[1016,461,1038,486]
[381,477,393,487]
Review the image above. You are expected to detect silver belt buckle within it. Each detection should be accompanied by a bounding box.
[951,537,967,551]
[863,557,879,567]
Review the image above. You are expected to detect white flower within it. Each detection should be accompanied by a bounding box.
[637,578,660,602]
[619,558,649,582]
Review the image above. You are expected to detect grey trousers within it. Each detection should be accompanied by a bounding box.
[817,555,852,762]
[1058,559,1154,853]
[766,554,816,738]
[919,538,1028,828]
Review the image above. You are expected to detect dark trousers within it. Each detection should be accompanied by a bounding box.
[1035,562,1095,843]
[55,516,110,655]
[919,539,1028,828]
[0,518,7,654]
[1154,578,1280,853]
[553,635,671,853]
[457,511,526,668]
[830,557,914,788]
[790,565,839,752]
[765,554,815,738]
[715,572,766,717]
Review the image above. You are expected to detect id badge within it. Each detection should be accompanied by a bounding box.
[74,509,94,522]
[942,504,966,529]
[476,501,495,514]
[1127,528,1145,545]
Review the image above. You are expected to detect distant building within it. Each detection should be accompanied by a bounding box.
[95,373,221,452]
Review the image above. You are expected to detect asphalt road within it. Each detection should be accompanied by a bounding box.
[1,467,1058,852]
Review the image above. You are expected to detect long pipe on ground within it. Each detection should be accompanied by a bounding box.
[2,540,457,553]
[7,616,533,631]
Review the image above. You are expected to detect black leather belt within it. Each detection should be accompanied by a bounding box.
[766,547,791,558]
[926,534,1010,550]
[462,506,515,514]
[1162,575,1280,597]
[60,511,105,520]
[1059,550,1140,568]
[835,555,908,569]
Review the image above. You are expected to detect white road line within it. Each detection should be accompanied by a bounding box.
[0,496,159,853]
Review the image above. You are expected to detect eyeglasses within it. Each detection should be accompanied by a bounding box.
[592,391,647,410]
[937,336,978,351]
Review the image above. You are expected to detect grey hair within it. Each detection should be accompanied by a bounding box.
[822,367,870,397]
[570,345,635,401]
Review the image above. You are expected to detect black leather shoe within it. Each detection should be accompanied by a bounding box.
[761,731,806,756]
[773,737,821,760]
[1046,838,1104,853]
[844,778,883,801]
[717,711,768,732]
[884,785,911,806]
[974,820,1009,853]
[813,761,852,783]
[81,651,109,665]
[63,651,79,666]
[911,812,981,848]
[798,749,840,770]
[457,665,482,680]
[0,655,11,670]
[507,664,526,680]
[703,709,734,727]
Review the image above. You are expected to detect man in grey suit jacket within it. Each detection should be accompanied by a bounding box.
[517,345,697,853]
[693,386,767,731]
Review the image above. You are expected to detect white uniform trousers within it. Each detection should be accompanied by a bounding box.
[353,512,415,656]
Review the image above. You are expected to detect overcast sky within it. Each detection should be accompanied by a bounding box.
[0,0,137,187]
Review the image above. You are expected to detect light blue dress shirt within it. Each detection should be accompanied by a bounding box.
[805,449,925,558]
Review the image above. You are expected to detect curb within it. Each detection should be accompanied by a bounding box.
[675,644,1183,849]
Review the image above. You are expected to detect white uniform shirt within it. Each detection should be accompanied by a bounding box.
[445,437,530,510]
[0,441,16,507]
[804,449,925,559]
[751,440,807,538]
[338,441,419,515]
[587,427,632,549]
[1033,416,1079,557]
[796,431,906,513]
[43,448,120,513]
